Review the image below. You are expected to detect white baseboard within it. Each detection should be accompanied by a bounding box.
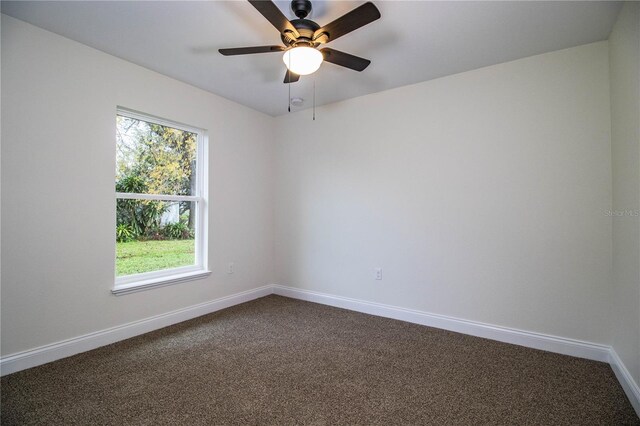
[0,285,272,376]
[272,284,640,416]
[2,283,638,418]
[609,348,640,416]
[272,285,610,362]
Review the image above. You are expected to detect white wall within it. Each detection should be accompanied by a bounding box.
[609,1,640,386]
[274,42,613,344]
[0,10,630,373]
[0,15,275,356]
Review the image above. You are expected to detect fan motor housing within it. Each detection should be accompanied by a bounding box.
[281,18,320,45]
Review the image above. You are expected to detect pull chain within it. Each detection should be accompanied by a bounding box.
[313,79,316,121]
[287,54,291,112]
[288,75,291,112]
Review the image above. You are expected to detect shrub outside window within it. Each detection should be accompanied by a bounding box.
[113,108,208,294]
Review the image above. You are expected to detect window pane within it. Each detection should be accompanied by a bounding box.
[116,199,196,276]
[116,115,197,196]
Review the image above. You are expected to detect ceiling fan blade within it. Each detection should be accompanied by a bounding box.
[313,2,380,43]
[219,46,285,56]
[248,0,300,38]
[320,48,371,71]
[284,70,300,84]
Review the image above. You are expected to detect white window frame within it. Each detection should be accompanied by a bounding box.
[113,108,209,295]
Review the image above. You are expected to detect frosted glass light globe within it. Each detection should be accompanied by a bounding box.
[282,47,323,76]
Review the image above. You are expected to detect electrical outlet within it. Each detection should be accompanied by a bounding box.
[227,262,234,274]
[374,267,382,280]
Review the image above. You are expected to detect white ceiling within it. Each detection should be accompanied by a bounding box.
[1,1,622,116]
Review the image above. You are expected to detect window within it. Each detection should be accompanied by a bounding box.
[113,108,208,295]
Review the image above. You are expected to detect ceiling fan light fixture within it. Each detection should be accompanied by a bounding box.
[282,46,323,76]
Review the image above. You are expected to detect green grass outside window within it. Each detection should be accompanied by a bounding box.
[116,240,195,276]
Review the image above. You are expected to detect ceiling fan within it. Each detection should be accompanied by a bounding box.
[219,0,381,83]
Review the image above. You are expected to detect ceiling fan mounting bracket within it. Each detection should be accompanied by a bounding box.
[291,0,312,19]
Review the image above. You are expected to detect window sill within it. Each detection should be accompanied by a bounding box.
[112,270,211,296]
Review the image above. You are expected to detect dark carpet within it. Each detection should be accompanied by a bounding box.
[1,295,638,425]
